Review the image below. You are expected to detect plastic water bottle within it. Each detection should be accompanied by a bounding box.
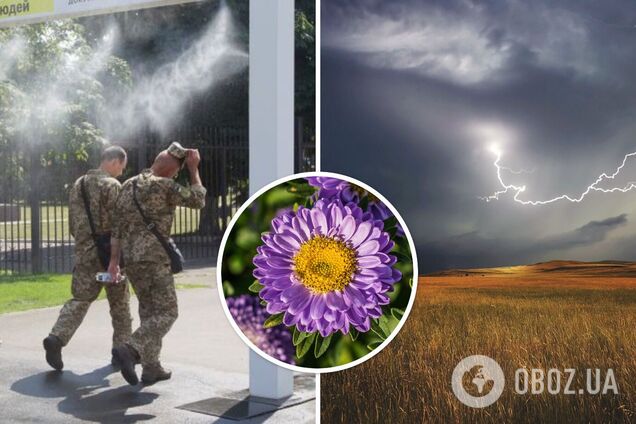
[96,272,126,283]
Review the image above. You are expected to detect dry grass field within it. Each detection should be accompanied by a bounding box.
[321,261,636,423]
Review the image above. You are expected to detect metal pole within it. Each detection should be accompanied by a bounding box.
[248,0,295,400]
[29,145,41,273]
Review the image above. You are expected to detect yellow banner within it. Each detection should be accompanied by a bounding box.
[0,0,54,19]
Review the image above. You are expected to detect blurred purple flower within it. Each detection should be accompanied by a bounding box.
[306,177,404,237]
[226,295,295,364]
[254,198,402,337]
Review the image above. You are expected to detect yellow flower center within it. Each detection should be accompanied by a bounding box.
[293,235,357,294]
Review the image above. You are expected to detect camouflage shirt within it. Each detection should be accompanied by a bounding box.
[69,169,121,264]
[113,169,206,265]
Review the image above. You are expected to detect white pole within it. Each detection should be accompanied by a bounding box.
[248,0,295,399]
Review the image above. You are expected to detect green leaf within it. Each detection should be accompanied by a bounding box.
[296,332,316,358]
[293,327,313,346]
[349,328,359,341]
[263,313,284,329]
[391,250,411,263]
[379,315,393,336]
[222,281,235,297]
[248,280,264,294]
[287,181,317,197]
[358,195,369,210]
[371,315,394,340]
[367,340,383,351]
[314,334,332,358]
[391,308,405,321]
[235,227,260,249]
[260,300,267,307]
[371,319,387,340]
[383,215,399,230]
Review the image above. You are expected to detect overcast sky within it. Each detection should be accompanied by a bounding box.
[321,0,636,272]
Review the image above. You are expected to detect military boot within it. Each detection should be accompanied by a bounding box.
[112,344,140,385]
[43,335,64,371]
[111,351,140,368]
[111,354,121,368]
[141,365,172,385]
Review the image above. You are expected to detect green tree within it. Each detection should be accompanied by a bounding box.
[295,0,315,129]
[0,20,131,200]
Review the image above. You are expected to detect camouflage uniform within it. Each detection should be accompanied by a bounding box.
[113,169,206,369]
[50,169,133,349]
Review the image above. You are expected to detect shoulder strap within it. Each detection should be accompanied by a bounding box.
[80,176,97,237]
[132,180,174,255]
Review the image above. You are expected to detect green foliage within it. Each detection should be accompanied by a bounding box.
[248,280,264,293]
[314,334,332,358]
[222,181,308,298]
[0,21,130,152]
[295,0,315,143]
[263,312,284,328]
[295,331,316,358]
[0,20,131,200]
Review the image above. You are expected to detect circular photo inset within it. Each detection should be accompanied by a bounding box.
[217,172,418,372]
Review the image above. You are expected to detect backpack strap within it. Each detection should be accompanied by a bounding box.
[79,176,97,238]
[132,179,175,258]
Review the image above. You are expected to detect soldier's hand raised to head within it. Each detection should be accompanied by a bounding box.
[185,149,201,169]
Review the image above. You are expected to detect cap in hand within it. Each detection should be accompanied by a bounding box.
[167,142,187,160]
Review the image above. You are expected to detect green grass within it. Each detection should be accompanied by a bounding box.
[0,273,208,314]
[0,205,201,240]
[0,274,84,314]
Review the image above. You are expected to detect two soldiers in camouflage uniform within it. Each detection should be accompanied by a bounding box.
[43,146,133,370]
[109,143,206,385]
[43,143,205,387]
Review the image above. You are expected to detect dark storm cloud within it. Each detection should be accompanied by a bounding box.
[420,214,628,272]
[321,0,636,271]
[323,0,636,85]
[542,214,628,251]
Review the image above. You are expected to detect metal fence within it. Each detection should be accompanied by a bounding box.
[0,123,315,274]
[295,117,316,173]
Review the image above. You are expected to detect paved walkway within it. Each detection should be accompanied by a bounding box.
[0,266,315,423]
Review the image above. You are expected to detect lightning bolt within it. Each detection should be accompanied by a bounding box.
[481,150,636,205]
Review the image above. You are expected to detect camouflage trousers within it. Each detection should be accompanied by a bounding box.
[50,257,132,349]
[126,262,178,368]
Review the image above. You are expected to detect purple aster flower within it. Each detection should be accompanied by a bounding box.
[226,295,295,364]
[307,177,404,237]
[253,198,402,338]
[306,177,359,203]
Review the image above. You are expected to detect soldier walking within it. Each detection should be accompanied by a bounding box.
[109,142,206,385]
[43,146,133,370]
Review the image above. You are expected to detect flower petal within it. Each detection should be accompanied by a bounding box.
[310,208,328,235]
[339,215,356,240]
[280,284,307,302]
[310,295,327,320]
[325,291,347,311]
[349,221,373,246]
[357,240,380,256]
[357,255,383,268]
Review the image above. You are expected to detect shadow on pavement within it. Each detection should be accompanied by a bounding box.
[210,395,275,424]
[10,365,158,423]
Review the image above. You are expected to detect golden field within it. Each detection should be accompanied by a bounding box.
[321,261,636,423]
